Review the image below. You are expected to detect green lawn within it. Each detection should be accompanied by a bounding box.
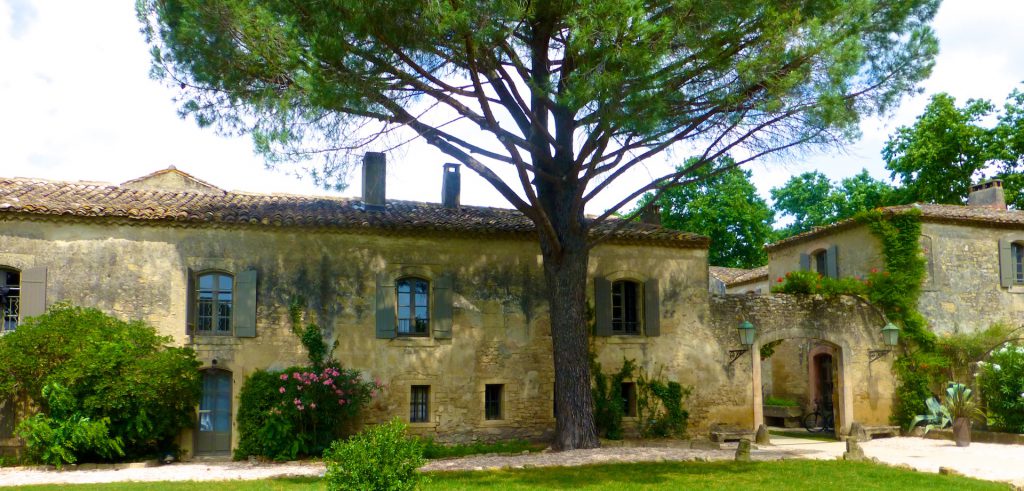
[1,460,1010,490]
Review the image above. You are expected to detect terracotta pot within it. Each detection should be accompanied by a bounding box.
[952,417,971,447]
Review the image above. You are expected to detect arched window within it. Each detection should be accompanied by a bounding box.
[611,280,640,334]
[811,249,828,276]
[1013,242,1024,285]
[396,277,429,336]
[197,272,233,335]
[0,268,19,332]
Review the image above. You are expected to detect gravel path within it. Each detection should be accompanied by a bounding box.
[2,437,1023,487]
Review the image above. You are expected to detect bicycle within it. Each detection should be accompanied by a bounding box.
[802,399,834,433]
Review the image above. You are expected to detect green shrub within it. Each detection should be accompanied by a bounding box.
[0,304,201,462]
[637,375,691,438]
[235,364,381,460]
[590,358,634,440]
[324,419,424,491]
[978,343,1024,433]
[763,396,800,407]
[17,383,124,467]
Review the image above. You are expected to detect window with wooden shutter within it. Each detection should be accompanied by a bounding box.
[234,269,258,338]
[594,276,612,336]
[20,267,46,320]
[1,268,20,332]
[196,272,234,336]
[432,274,453,339]
[799,253,810,272]
[999,238,1015,288]
[375,273,396,339]
[826,245,839,279]
[643,278,660,337]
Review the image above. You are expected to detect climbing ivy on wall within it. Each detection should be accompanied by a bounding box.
[857,208,935,429]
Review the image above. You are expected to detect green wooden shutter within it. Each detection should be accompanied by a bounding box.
[594,276,612,337]
[643,278,660,337]
[234,269,258,338]
[1000,238,1014,287]
[433,274,453,339]
[186,268,196,335]
[376,273,396,339]
[799,253,810,272]
[20,267,46,319]
[826,245,839,279]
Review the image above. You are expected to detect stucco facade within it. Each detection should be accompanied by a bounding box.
[0,165,904,457]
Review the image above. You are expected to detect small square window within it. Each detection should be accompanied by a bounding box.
[620,382,637,418]
[485,384,504,420]
[410,385,430,423]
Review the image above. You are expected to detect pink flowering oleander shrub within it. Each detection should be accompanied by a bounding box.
[235,363,383,460]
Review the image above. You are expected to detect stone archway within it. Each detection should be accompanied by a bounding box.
[753,328,855,436]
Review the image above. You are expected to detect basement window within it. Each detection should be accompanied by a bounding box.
[620,382,637,417]
[485,384,504,421]
[410,385,430,423]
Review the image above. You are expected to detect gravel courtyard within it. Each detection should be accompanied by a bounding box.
[1,437,1022,488]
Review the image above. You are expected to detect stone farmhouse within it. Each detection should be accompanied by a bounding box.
[0,154,903,458]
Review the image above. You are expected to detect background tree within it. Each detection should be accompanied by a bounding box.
[138,0,939,449]
[883,93,997,204]
[640,157,774,268]
[772,170,896,238]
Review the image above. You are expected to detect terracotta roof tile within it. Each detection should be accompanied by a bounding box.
[766,203,1024,251]
[0,176,708,247]
[709,266,768,286]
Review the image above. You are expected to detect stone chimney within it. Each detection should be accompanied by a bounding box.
[641,203,661,226]
[967,179,1006,210]
[362,152,386,210]
[442,163,461,209]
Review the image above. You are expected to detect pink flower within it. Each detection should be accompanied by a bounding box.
[297,405,304,411]
[324,379,334,386]
[294,398,301,405]
[310,403,317,409]
[338,399,346,405]
[370,389,377,398]
[293,372,301,379]
[280,373,288,381]
[279,387,286,393]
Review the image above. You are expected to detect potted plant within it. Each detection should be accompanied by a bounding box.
[942,382,984,447]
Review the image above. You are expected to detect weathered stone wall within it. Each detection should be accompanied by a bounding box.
[918,222,1024,334]
[708,294,895,433]
[0,217,712,454]
[768,225,883,283]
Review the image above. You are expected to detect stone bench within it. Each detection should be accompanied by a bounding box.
[849,422,900,441]
[710,429,755,443]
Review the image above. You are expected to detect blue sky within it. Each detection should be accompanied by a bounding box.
[2,1,1023,214]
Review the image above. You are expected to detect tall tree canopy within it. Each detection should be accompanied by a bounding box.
[640,158,774,269]
[138,0,939,449]
[772,170,896,237]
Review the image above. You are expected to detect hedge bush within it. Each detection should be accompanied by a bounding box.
[0,304,202,463]
[323,419,424,491]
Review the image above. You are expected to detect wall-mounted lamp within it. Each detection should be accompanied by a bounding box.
[869,322,900,362]
[729,320,757,365]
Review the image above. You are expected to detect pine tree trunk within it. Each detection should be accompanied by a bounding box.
[543,242,600,450]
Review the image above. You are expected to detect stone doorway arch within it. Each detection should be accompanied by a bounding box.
[753,328,854,437]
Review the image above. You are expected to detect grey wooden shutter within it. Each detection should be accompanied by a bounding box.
[20,267,46,319]
[826,245,839,279]
[433,274,453,339]
[799,253,810,272]
[186,268,196,335]
[643,278,660,337]
[233,269,258,337]
[1000,238,1014,287]
[594,276,612,336]
[375,273,396,339]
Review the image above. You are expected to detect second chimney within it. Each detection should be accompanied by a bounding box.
[967,179,1006,210]
[362,152,386,210]
[442,163,461,208]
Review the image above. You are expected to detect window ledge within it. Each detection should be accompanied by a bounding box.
[1008,285,1024,294]
[601,336,649,345]
[390,337,439,347]
[479,419,509,427]
[407,421,439,429]
[190,336,242,346]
